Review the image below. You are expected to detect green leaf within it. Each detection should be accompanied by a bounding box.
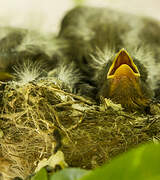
[31,168,48,180]
[49,168,89,180]
[80,143,160,180]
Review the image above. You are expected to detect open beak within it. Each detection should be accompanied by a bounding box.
[100,49,151,111]
[107,49,140,79]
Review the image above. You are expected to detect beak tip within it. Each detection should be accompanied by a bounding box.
[119,48,128,55]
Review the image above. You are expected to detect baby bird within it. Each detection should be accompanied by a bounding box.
[0,26,60,82]
[58,6,160,111]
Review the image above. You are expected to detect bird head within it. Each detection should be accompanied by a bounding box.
[98,49,153,111]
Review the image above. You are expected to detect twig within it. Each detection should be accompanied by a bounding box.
[0,110,28,119]
[53,101,76,108]
[67,114,85,131]
[44,86,94,105]
[49,106,72,142]
[142,116,160,131]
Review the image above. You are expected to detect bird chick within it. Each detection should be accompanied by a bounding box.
[98,48,152,110]
[0,26,61,82]
[58,6,160,111]
[48,61,95,98]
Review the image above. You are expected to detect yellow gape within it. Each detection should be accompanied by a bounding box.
[105,49,149,111]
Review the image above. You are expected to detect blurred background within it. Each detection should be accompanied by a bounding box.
[0,0,159,33]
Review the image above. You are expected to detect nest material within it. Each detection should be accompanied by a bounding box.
[0,79,160,179]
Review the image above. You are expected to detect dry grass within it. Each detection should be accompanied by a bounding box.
[0,78,160,179]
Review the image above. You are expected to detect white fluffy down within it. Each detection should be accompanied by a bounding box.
[48,62,82,91]
[13,60,45,85]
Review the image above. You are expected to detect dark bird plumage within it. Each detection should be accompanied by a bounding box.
[0,26,66,84]
[58,6,160,111]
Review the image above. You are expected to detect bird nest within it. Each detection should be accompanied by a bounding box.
[0,78,160,179]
